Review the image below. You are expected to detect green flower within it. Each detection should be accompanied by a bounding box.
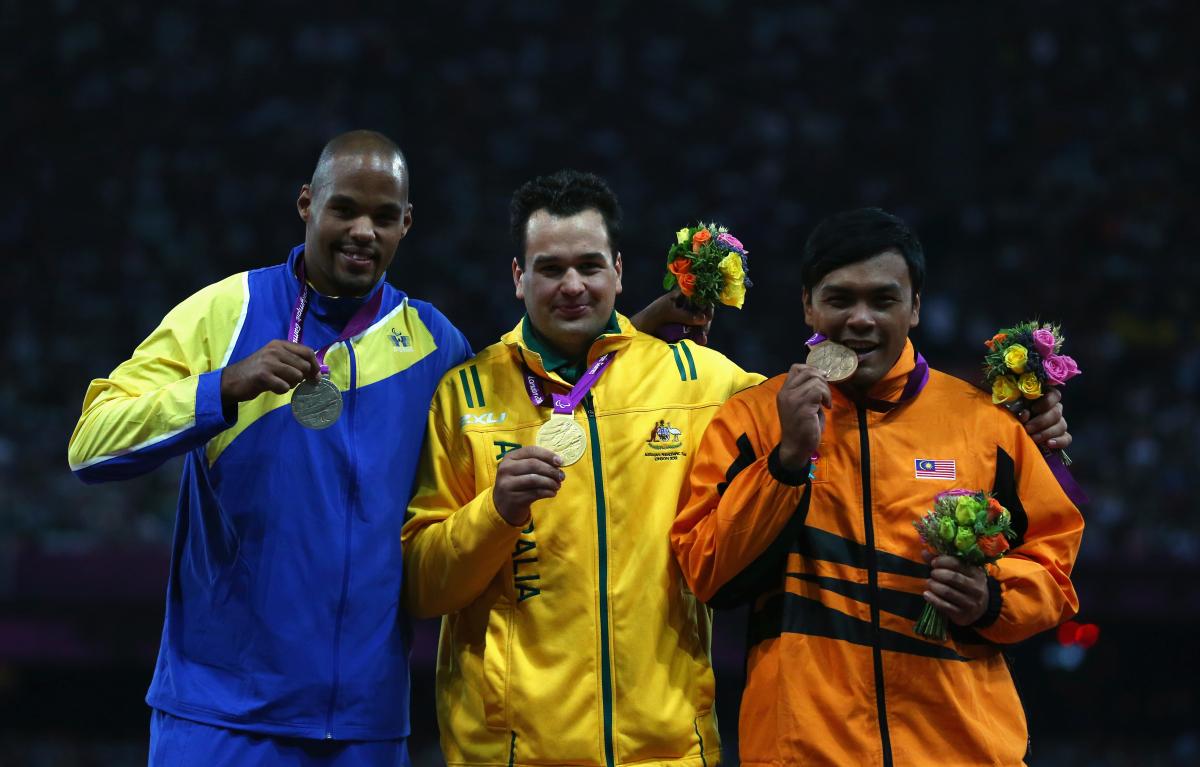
[955,528,977,553]
[937,516,957,542]
[954,496,978,526]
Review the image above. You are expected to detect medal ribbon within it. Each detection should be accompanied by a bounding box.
[290,259,383,373]
[522,352,616,414]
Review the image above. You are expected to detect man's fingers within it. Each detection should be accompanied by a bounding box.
[784,363,828,386]
[501,446,565,466]
[276,348,321,379]
[499,458,566,483]
[502,473,563,493]
[922,590,960,615]
[929,555,967,571]
[263,374,295,395]
[923,591,969,623]
[927,581,975,611]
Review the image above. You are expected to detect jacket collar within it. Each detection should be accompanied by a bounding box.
[503,313,634,385]
[286,244,389,326]
[836,338,930,412]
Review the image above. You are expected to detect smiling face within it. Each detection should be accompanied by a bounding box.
[803,250,921,393]
[296,150,412,297]
[513,208,623,361]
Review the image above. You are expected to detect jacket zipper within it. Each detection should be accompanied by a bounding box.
[857,405,893,766]
[324,340,358,739]
[583,393,616,767]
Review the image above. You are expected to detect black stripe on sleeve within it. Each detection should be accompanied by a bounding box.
[992,447,1029,548]
[716,434,757,497]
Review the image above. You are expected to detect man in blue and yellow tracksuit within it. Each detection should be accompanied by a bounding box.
[402,170,763,766]
[68,132,471,766]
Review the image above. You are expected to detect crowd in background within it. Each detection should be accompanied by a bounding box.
[2,1,1196,764]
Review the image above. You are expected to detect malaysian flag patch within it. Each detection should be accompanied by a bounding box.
[914,459,956,480]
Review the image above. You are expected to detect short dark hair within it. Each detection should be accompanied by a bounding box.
[801,208,925,299]
[509,170,622,256]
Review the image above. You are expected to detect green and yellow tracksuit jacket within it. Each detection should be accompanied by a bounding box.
[402,314,763,767]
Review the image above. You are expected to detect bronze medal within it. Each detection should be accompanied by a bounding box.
[291,375,343,430]
[535,413,587,466]
[806,341,859,383]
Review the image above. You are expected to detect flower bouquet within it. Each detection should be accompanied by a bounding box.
[913,490,1017,641]
[658,223,751,343]
[983,321,1081,464]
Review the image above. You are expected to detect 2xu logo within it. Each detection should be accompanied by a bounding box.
[460,412,509,428]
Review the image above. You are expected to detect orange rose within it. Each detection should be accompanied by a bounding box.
[678,272,697,297]
[991,332,1008,347]
[691,229,711,253]
[668,257,692,276]
[986,497,1004,522]
[977,534,1010,558]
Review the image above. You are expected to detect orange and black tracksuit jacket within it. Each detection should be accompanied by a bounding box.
[671,340,1084,766]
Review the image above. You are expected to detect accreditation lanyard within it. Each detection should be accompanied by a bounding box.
[289,259,383,374]
[522,352,616,413]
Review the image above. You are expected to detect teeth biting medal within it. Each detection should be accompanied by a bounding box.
[805,333,858,382]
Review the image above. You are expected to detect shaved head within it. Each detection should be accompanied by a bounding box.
[297,130,414,297]
[310,130,409,200]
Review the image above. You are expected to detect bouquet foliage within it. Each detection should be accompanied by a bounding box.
[662,223,751,310]
[912,489,1016,641]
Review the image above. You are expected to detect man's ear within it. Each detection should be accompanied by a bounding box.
[399,202,414,240]
[613,252,623,295]
[802,286,814,326]
[513,257,525,299]
[297,184,313,222]
[910,292,921,328]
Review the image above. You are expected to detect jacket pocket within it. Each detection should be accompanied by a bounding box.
[482,603,514,730]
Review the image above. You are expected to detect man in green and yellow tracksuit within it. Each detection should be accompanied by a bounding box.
[402,170,762,767]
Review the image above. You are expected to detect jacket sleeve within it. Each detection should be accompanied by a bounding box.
[67,276,244,483]
[670,391,810,606]
[401,394,522,619]
[976,416,1085,643]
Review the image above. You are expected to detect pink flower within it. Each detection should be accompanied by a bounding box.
[1042,354,1080,385]
[715,232,746,253]
[1032,328,1057,358]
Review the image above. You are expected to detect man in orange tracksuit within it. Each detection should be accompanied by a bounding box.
[671,208,1084,766]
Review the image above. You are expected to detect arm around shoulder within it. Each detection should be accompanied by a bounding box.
[975,420,1085,644]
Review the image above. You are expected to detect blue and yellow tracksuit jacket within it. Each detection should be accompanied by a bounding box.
[68,246,471,740]
[402,315,764,767]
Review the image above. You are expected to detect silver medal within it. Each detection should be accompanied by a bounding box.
[291,375,342,429]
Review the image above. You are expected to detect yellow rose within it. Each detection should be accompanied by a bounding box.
[716,254,746,308]
[1018,372,1043,399]
[720,279,746,309]
[991,375,1021,404]
[676,227,690,245]
[1004,344,1028,374]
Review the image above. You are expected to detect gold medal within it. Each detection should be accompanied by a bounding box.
[806,341,859,382]
[291,375,343,429]
[535,413,587,466]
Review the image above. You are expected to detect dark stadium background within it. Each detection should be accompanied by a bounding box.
[3,1,1197,764]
